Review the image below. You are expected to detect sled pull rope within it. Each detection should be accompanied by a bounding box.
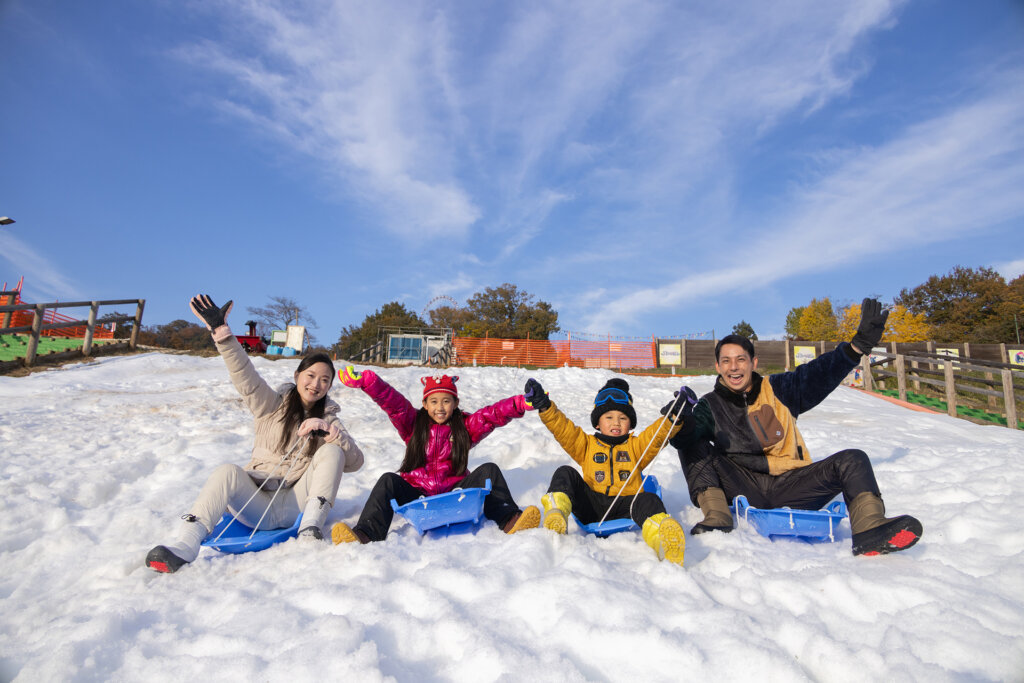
[596,402,687,528]
[210,432,311,544]
[247,432,321,540]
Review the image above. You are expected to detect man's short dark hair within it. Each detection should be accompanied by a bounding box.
[715,334,756,361]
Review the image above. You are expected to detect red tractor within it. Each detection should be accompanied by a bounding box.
[237,320,268,354]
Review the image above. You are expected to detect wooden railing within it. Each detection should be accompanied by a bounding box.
[0,296,145,368]
[353,339,385,364]
[861,350,1022,430]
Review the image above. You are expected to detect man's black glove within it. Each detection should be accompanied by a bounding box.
[189,294,233,331]
[851,297,888,355]
[660,386,698,421]
[524,378,551,412]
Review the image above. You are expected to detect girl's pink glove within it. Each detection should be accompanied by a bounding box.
[299,417,340,442]
[339,366,374,388]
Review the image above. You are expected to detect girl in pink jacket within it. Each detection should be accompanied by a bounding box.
[331,368,540,543]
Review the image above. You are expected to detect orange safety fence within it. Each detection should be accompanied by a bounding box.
[1,290,115,339]
[452,336,657,369]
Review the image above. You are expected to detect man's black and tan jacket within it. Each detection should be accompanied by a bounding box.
[670,343,860,475]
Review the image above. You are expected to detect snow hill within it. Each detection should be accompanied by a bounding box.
[1,353,1023,681]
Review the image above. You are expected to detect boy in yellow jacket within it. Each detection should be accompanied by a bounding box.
[525,377,696,566]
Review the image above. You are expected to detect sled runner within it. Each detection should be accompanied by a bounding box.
[201,514,304,554]
[732,495,848,543]
[391,479,492,537]
[572,475,664,538]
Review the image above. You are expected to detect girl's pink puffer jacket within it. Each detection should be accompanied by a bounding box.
[360,371,527,495]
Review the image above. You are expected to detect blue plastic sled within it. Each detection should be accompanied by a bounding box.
[732,495,847,543]
[572,475,663,538]
[391,479,492,537]
[201,513,304,554]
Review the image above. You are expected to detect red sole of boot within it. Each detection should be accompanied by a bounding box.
[863,529,920,556]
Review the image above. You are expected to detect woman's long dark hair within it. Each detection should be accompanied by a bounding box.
[400,404,472,475]
[278,352,335,456]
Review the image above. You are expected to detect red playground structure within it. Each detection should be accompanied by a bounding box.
[237,320,267,354]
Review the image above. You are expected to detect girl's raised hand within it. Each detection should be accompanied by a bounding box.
[339,365,367,388]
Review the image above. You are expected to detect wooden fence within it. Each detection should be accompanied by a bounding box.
[861,349,1023,430]
[0,294,146,368]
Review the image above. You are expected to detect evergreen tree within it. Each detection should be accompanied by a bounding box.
[333,302,426,359]
[784,306,806,340]
[731,320,758,340]
[428,305,475,335]
[461,284,559,339]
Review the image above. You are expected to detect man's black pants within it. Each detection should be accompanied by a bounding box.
[679,441,881,510]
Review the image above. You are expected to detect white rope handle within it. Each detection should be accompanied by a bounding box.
[596,400,688,527]
[210,433,309,543]
[246,435,311,539]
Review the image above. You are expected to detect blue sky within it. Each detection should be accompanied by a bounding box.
[2,0,1023,344]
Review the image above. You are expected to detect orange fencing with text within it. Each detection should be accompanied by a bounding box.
[452,336,657,369]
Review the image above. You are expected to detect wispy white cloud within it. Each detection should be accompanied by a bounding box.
[175,1,480,238]
[581,78,1024,331]
[176,1,903,254]
[0,235,82,301]
[995,258,1024,281]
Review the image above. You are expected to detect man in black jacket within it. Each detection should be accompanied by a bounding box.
[669,299,922,556]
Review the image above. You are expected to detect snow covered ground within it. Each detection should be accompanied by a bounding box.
[1,352,1023,682]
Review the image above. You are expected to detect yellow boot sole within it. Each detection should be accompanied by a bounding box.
[331,522,359,545]
[544,509,568,534]
[508,505,541,534]
[658,518,686,566]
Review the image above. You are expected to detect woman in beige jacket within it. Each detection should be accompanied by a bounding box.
[146,294,364,573]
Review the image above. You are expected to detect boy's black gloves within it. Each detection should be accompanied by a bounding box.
[851,297,888,355]
[524,378,551,411]
[190,294,233,331]
[661,386,699,422]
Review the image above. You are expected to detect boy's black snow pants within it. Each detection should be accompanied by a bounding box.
[353,462,522,541]
[679,441,882,510]
[547,465,666,527]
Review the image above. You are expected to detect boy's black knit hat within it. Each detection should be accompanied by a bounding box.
[591,378,637,429]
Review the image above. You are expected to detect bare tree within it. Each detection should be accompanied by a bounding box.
[247,296,319,344]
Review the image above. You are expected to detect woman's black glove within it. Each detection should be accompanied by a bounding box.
[851,297,888,355]
[189,294,233,331]
[524,378,551,411]
[661,386,698,421]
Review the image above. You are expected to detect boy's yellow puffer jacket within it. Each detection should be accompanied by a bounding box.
[538,401,682,496]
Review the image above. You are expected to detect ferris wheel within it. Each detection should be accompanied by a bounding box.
[420,295,460,320]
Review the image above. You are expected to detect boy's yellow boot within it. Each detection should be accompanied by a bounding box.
[642,513,686,566]
[541,492,572,534]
